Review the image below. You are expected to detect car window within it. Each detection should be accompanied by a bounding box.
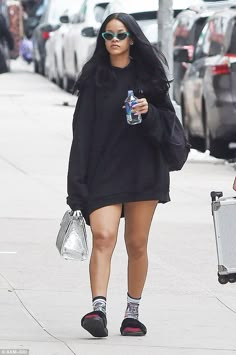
[195,17,226,58]
[228,22,236,54]
[174,9,184,18]
[173,12,196,46]
[36,0,48,17]
[208,17,228,56]
[94,3,108,23]
[194,22,209,59]
[76,0,87,23]
[190,17,208,45]
[130,11,157,21]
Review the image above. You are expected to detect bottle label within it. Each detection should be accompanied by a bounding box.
[125,99,136,115]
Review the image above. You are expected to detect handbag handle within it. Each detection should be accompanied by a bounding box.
[72,210,83,218]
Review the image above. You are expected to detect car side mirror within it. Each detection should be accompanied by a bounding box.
[60,15,69,24]
[174,48,190,63]
[40,23,54,32]
[81,26,98,38]
[40,23,60,32]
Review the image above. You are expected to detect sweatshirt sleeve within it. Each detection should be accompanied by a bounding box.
[66,83,95,211]
[140,92,177,144]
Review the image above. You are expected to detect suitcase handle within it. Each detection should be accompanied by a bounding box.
[211,191,223,202]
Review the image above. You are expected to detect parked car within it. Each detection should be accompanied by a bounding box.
[173,8,215,104]
[62,0,109,91]
[103,0,204,46]
[175,7,236,159]
[32,0,77,75]
[102,0,159,45]
[173,1,236,104]
[202,0,235,3]
[44,0,82,85]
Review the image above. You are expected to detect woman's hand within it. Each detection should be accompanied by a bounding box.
[132,98,149,115]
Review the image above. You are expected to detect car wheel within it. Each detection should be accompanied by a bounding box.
[41,61,45,76]
[209,138,232,159]
[203,100,211,152]
[182,96,205,152]
[74,53,78,75]
[48,67,54,82]
[34,59,39,73]
[54,56,60,85]
[180,96,190,140]
[63,73,69,92]
[38,57,45,76]
[203,101,232,159]
[55,71,63,87]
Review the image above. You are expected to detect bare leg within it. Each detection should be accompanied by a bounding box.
[124,201,158,298]
[89,204,122,298]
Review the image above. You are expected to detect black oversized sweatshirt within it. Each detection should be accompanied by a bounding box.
[67,61,176,225]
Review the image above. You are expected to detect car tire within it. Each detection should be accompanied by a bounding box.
[181,96,190,140]
[34,59,39,73]
[74,52,78,75]
[209,138,232,160]
[55,71,63,88]
[54,56,61,85]
[182,96,205,152]
[41,60,45,76]
[203,100,232,159]
[63,73,69,92]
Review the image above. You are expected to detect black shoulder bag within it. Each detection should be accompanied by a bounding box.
[161,112,191,171]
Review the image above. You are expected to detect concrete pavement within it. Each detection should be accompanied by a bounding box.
[0,59,236,355]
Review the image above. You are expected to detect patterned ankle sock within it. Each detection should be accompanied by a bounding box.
[124,293,141,320]
[92,296,107,315]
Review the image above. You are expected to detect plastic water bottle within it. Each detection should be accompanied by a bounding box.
[125,90,142,125]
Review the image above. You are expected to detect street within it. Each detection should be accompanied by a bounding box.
[0,59,236,355]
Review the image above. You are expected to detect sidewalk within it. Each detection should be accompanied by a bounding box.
[0,60,236,355]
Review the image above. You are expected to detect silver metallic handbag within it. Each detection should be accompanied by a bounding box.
[56,210,88,261]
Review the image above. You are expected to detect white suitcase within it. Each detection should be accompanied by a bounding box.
[211,191,236,284]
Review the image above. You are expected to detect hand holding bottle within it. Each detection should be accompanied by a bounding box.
[124,90,149,125]
[131,98,149,115]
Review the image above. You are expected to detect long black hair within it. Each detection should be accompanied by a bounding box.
[74,12,170,96]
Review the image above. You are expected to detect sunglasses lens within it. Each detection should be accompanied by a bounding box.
[117,33,128,40]
[102,32,130,41]
[103,32,114,40]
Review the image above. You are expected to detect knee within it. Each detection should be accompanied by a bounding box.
[92,229,117,252]
[126,237,147,259]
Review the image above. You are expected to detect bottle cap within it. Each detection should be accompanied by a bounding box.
[128,90,133,96]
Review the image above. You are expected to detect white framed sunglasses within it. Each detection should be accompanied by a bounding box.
[102,31,130,41]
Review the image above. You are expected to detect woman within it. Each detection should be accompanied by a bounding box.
[67,12,177,338]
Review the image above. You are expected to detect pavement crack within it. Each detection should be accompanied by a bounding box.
[0,154,28,175]
[0,272,78,355]
[215,296,236,315]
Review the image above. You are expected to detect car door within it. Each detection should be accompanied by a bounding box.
[183,23,209,137]
[74,0,108,75]
[227,20,236,109]
[63,9,83,79]
[173,11,196,104]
